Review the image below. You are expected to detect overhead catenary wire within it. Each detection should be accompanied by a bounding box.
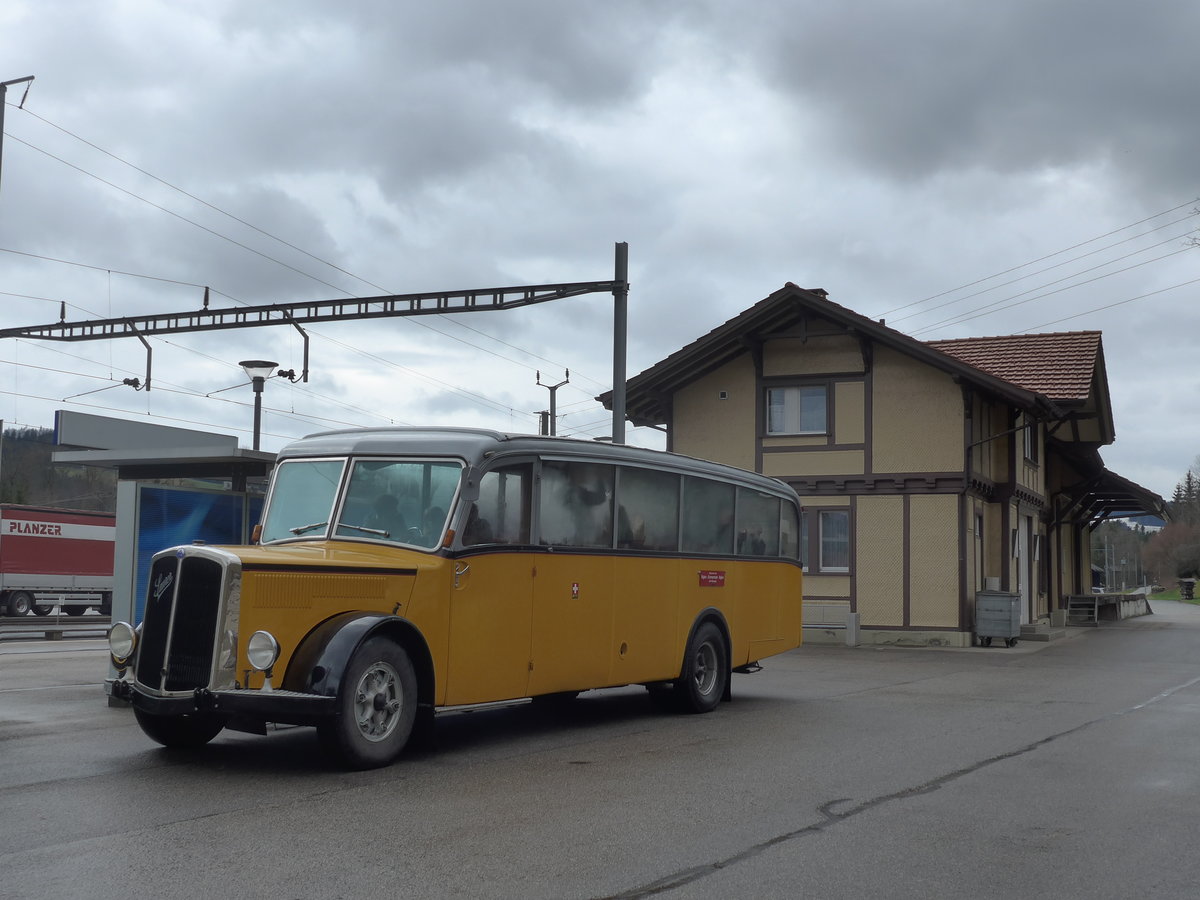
[4,106,610,394]
[887,214,1200,328]
[908,244,1196,336]
[878,198,1200,320]
[0,246,598,427]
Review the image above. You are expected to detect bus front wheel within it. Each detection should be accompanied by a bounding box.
[675,622,727,714]
[319,636,417,770]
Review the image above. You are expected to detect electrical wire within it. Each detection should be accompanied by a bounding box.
[6,108,610,395]
[909,245,1195,335]
[887,215,1199,328]
[878,198,1200,319]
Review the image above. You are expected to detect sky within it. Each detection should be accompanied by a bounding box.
[0,0,1197,499]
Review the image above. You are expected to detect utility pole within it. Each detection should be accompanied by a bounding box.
[611,242,628,444]
[0,75,35,194]
[537,370,569,436]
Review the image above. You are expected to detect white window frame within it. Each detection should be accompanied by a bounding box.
[818,509,850,573]
[766,385,828,436]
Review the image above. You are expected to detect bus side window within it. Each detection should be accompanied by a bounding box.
[736,488,781,557]
[465,464,531,546]
[617,466,679,551]
[539,461,613,548]
[682,477,735,554]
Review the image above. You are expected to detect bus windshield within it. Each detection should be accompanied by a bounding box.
[334,458,461,550]
[259,458,345,542]
[260,457,462,549]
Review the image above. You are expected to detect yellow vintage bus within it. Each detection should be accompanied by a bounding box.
[109,428,803,768]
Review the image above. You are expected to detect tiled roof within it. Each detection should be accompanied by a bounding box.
[926,332,1102,402]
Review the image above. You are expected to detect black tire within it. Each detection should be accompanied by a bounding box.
[318,636,417,770]
[674,621,727,714]
[33,604,53,616]
[134,707,226,749]
[6,591,34,617]
[64,606,87,616]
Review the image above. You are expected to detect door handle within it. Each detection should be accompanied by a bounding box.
[454,563,470,589]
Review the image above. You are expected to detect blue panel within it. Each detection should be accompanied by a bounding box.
[134,487,249,624]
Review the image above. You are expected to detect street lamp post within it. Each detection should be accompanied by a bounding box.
[239,359,278,451]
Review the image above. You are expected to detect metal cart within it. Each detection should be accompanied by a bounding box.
[975,590,1021,647]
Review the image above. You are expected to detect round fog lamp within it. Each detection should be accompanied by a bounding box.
[108,621,137,663]
[246,630,280,672]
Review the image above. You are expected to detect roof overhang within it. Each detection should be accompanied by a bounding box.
[1054,464,1168,527]
[52,446,275,480]
[600,283,1062,427]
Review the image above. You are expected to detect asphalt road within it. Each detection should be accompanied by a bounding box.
[3,601,1200,899]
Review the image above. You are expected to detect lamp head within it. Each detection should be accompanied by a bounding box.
[239,359,279,381]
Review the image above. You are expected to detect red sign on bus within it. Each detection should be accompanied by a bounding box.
[698,570,726,587]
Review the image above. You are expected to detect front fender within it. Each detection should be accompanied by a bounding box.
[281,612,413,699]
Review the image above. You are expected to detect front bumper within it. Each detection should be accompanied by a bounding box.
[111,679,336,724]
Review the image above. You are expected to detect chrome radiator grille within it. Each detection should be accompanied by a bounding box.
[135,552,226,693]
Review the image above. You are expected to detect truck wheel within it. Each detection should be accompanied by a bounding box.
[674,621,727,714]
[134,708,226,748]
[6,591,34,617]
[318,636,417,770]
[33,604,53,616]
[65,606,87,616]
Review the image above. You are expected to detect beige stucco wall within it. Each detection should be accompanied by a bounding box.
[982,502,1004,588]
[762,450,864,478]
[671,354,756,470]
[802,576,851,601]
[763,332,865,377]
[1019,456,1043,493]
[970,397,1006,483]
[909,494,960,627]
[855,495,905,626]
[872,347,962,473]
[835,380,866,445]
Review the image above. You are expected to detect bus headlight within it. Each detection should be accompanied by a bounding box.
[108,621,138,665]
[246,630,280,672]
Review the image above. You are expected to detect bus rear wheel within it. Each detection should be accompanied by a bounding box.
[319,636,417,770]
[675,622,727,714]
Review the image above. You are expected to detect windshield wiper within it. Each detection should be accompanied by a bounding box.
[338,523,390,537]
[289,521,329,535]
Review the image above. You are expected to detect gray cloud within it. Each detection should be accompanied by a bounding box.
[2,0,1197,494]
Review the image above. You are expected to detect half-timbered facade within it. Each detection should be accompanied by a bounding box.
[604,284,1165,646]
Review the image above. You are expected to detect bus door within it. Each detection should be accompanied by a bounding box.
[529,460,615,694]
[444,462,535,706]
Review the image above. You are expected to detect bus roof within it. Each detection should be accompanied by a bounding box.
[277,427,797,498]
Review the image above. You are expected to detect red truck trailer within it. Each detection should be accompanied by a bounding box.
[0,504,116,617]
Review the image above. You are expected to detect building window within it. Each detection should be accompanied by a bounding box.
[799,508,850,573]
[766,385,827,435]
[1022,413,1039,463]
[819,509,850,572]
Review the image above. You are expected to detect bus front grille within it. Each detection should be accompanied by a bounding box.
[135,554,224,693]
